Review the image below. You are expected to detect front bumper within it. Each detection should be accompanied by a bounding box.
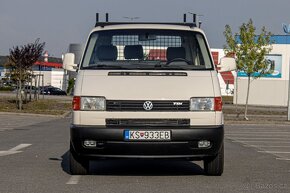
[70,125,224,159]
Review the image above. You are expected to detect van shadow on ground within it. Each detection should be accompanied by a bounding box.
[58,151,205,176]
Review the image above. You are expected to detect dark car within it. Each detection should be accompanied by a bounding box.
[23,85,37,93]
[41,86,67,95]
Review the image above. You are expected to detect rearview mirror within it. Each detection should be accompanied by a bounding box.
[63,53,77,71]
[139,34,157,41]
[217,57,236,72]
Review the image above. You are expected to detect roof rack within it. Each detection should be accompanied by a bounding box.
[94,13,198,28]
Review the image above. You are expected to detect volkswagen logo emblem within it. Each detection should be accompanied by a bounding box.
[143,101,153,111]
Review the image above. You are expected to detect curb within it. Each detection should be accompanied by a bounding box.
[62,111,72,118]
[224,114,290,125]
[225,120,290,125]
[224,114,287,118]
[0,111,71,118]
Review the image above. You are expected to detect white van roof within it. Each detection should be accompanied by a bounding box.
[90,23,205,34]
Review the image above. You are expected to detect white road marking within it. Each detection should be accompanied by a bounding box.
[0,144,32,157]
[232,141,290,143]
[66,176,81,185]
[226,132,290,134]
[0,128,14,131]
[258,151,290,154]
[226,127,290,130]
[226,134,290,137]
[9,144,32,151]
[276,158,290,161]
[243,145,290,148]
[227,127,290,163]
[229,138,290,140]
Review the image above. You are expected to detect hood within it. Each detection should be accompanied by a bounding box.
[75,70,214,100]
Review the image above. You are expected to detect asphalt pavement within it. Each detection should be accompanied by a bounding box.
[0,115,289,193]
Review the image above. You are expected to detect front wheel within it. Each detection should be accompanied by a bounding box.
[203,143,224,176]
[69,144,90,175]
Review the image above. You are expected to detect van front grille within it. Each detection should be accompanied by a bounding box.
[106,119,190,127]
[106,100,189,111]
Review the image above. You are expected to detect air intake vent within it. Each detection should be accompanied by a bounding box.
[108,72,187,76]
[106,119,190,127]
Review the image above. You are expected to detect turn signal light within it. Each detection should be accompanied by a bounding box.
[73,96,81,111]
[214,97,222,111]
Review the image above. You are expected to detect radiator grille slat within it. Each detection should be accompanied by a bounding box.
[106,119,190,127]
[106,100,189,111]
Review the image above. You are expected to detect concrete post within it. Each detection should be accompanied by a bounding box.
[287,58,290,121]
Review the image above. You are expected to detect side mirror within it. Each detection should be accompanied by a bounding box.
[63,53,77,71]
[217,57,236,72]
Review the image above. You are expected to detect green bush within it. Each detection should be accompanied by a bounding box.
[0,86,14,91]
[66,78,75,95]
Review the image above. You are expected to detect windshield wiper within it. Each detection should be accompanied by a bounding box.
[81,64,129,70]
[152,61,190,70]
[154,61,162,68]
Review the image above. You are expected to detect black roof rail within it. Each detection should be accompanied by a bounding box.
[94,13,198,28]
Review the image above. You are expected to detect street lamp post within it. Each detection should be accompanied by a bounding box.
[283,23,290,121]
[288,60,290,121]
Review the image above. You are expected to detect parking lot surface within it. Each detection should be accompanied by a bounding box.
[225,124,290,162]
[0,114,57,132]
[0,115,289,193]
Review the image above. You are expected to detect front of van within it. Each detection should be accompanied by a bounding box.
[69,23,225,176]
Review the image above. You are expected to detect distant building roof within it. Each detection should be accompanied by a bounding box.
[34,61,62,68]
[236,35,290,45]
[269,35,290,44]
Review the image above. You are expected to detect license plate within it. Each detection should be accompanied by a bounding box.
[124,130,171,141]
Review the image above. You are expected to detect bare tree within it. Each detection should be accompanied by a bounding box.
[6,39,45,110]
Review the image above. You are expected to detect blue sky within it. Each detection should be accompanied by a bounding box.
[1,0,290,57]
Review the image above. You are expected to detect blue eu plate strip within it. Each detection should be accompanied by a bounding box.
[124,130,129,140]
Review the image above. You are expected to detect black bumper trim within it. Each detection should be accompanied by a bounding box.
[70,125,224,159]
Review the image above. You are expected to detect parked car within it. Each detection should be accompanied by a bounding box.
[24,85,37,93]
[40,86,67,95]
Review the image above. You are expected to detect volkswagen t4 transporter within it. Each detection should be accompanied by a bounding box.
[63,13,236,176]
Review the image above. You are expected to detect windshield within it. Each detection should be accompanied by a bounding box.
[81,29,213,70]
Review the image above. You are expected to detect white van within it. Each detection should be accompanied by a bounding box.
[63,14,236,176]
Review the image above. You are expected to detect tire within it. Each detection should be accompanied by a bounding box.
[69,144,90,175]
[204,143,224,176]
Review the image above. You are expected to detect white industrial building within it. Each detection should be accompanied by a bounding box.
[234,36,289,107]
[32,69,66,90]
[213,36,290,107]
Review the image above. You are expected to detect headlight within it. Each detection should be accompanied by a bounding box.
[81,97,106,111]
[190,98,214,111]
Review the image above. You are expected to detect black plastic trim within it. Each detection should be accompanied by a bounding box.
[70,125,224,159]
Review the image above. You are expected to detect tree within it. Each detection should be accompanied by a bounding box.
[6,39,45,110]
[224,19,273,120]
[66,78,75,96]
